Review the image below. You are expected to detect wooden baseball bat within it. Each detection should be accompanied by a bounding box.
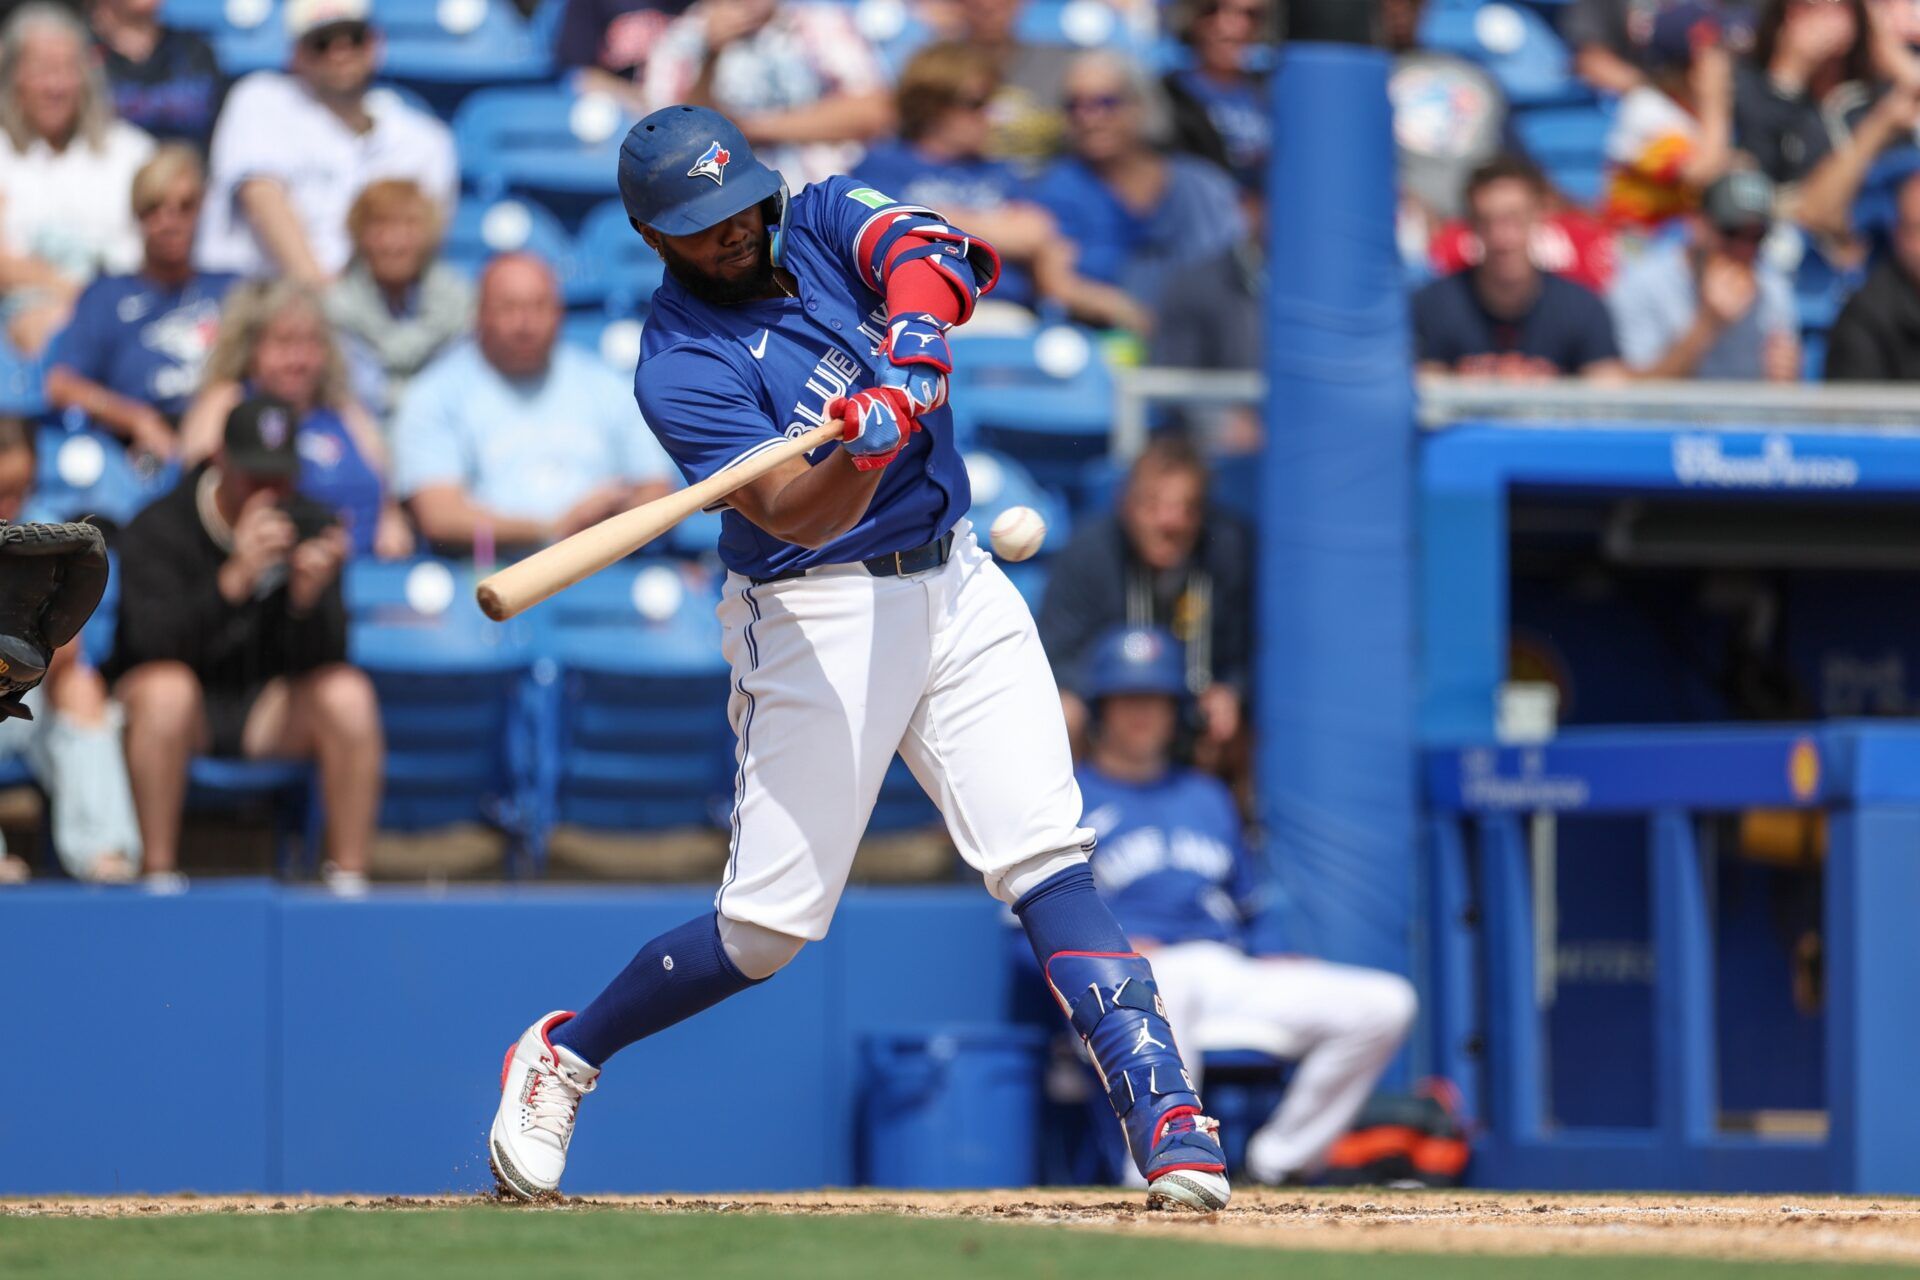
[476,420,844,621]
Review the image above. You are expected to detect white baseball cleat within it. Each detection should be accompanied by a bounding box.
[1147,1167,1232,1212]
[488,1010,599,1201]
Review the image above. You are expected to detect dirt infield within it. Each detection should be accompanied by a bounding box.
[8,1188,1920,1266]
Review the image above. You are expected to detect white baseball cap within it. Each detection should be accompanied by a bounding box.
[286,0,371,39]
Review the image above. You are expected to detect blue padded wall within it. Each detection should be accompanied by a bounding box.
[0,885,1013,1194]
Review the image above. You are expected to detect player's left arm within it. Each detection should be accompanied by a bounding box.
[833,182,1004,421]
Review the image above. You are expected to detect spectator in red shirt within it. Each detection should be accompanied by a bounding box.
[1413,157,1627,380]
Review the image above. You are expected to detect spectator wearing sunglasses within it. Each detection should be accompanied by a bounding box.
[1608,170,1802,379]
[194,0,455,285]
[1032,53,1252,338]
[1160,0,1274,208]
[852,43,1147,329]
[45,145,237,463]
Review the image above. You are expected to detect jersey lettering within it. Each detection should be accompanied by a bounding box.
[786,347,863,434]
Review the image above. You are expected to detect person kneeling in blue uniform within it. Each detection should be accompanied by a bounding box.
[1075,625,1419,1185]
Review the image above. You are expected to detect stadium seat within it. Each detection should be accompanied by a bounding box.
[350,620,543,871]
[559,312,647,376]
[441,195,591,300]
[576,199,667,313]
[948,327,1115,505]
[365,0,551,89]
[1512,101,1612,205]
[538,563,736,838]
[1015,0,1141,51]
[342,557,501,630]
[32,424,178,531]
[209,0,548,94]
[961,449,1070,555]
[453,87,635,199]
[1419,1,1586,106]
[186,758,318,877]
[160,0,229,33]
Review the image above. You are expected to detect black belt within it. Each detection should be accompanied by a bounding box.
[751,532,954,586]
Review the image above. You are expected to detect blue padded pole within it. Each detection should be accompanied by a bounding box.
[1261,42,1417,975]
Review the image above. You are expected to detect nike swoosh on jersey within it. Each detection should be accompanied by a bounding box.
[749,330,769,358]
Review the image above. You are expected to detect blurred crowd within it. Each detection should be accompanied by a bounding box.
[0,0,1915,898]
[1401,0,1920,383]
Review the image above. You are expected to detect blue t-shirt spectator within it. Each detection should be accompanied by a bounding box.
[1412,270,1621,374]
[294,405,385,558]
[1608,239,1797,379]
[96,28,225,150]
[851,142,1037,308]
[1078,763,1264,949]
[48,269,238,422]
[393,339,672,527]
[1030,153,1244,304]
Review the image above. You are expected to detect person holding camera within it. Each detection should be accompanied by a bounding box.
[181,278,413,560]
[106,395,384,895]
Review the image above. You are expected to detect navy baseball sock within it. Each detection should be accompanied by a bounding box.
[550,912,761,1067]
[1012,863,1132,963]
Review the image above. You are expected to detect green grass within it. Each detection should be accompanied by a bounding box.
[1,1207,1915,1279]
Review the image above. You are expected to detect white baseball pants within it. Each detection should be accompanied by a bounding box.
[714,524,1093,940]
[1146,940,1419,1182]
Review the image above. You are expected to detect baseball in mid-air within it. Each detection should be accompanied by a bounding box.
[989,505,1047,562]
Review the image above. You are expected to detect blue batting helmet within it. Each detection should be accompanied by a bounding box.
[1078,627,1189,702]
[617,105,789,248]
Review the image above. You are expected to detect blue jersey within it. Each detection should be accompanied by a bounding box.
[635,176,971,579]
[293,406,384,559]
[1078,763,1259,948]
[48,270,238,421]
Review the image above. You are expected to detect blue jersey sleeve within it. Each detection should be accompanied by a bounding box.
[46,279,113,381]
[792,175,939,287]
[633,343,785,487]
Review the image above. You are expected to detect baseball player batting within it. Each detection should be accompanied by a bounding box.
[486,105,1229,1212]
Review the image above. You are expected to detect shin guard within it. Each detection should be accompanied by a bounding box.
[1044,950,1227,1184]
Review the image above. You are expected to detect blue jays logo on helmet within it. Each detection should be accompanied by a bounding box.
[1080,626,1189,701]
[688,140,731,186]
[619,106,789,254]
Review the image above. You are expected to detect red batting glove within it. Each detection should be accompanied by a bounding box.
[826,386,918,471]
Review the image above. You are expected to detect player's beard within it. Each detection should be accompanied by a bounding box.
[660,230,776,306]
